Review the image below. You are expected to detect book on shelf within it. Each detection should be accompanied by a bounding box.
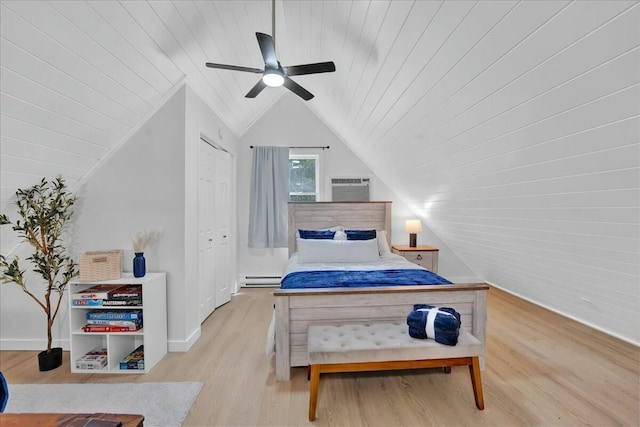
[72,284,129,300]
[86,309,142,321]
[82,324,141,332]
[107,284,142,299]
[75,347,108,370]
[86,319,142,328]
[101,299,142,306]
[119,345,144,370]
[73,299,142,307]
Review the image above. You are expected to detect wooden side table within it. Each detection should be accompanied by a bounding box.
[391,245,439,273]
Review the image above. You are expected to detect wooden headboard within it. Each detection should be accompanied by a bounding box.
[288,201,392,255]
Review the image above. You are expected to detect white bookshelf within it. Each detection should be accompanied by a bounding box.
[69,273,167,374]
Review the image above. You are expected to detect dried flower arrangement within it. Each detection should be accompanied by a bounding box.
[131,230,155,253]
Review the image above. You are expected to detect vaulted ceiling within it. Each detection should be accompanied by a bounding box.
[1,1,637,198]
[1,1,639,342]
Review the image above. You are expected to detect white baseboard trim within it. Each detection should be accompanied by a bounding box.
[0,332,203,353]
[488,281,640,347]
[0,339,70,351]
[168,326,201,352]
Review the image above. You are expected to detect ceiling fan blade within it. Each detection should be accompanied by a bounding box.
[256,32,279,69]
[284,61,336,76]
[206,63,263,73]
[245,79,267,98]
[283,77,314,101]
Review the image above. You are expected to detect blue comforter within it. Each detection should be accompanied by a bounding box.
[280,269,452,289]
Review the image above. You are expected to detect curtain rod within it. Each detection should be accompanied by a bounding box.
[250,145,330,150]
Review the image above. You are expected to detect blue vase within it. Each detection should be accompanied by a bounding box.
[133,252,146,278]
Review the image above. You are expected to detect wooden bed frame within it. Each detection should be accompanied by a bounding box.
[274,202,488,381]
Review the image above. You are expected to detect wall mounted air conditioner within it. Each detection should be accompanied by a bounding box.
[331,178,370,202]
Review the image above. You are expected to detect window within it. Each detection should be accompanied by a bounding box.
[289,154,319,201]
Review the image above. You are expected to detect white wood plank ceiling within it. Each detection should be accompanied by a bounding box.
[1,1,638,342]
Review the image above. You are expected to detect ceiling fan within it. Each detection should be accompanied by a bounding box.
[205,0,335,101]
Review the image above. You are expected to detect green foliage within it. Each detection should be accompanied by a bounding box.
[0,176,78,353]
[289,158,317,201]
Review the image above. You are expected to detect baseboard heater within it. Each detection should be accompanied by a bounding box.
[243,276,282,287]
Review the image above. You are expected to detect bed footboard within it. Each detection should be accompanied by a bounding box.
[274,283,489,381]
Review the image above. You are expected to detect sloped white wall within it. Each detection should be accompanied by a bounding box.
[75,83,239,352]
[0,83,239,351]
[237,93,478,283]
[73,85,192,350]
[0,85,187,350]
[343,2,640,344]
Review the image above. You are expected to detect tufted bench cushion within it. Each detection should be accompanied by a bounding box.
[308,323,481,365]
[307,322,485,421]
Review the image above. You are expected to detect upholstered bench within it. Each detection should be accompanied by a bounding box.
[307,323,484,421]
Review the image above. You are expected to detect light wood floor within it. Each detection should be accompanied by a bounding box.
[1,287,638,426]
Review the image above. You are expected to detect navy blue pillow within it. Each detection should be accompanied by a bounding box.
[298,229,336,240]
[345,229,377,240]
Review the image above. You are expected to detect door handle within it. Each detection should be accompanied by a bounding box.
[416,254,422,260]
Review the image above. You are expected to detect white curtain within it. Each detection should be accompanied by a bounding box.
[248,146,289,248]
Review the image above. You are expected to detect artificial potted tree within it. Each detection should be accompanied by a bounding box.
[0,176,78,371]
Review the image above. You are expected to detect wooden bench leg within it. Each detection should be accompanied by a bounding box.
[469,356,485,410]
[309,364,321,421]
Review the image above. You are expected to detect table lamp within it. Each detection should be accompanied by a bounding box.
[405,219,422,248]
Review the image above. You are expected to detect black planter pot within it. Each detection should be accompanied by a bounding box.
[38,347,63,371]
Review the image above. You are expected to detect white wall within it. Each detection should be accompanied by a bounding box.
[0,243,66,350]
[0,83,239,352]
[237,93,478,283]
[73,85,192,351]
[0,84,187,351]
[335,2,640,344]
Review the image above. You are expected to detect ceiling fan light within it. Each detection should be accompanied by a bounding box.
[263,70,284,87]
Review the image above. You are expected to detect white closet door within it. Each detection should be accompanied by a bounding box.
[213,147,231,308]
[198,140,216,322]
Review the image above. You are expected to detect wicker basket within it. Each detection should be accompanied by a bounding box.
[79,250,122,282]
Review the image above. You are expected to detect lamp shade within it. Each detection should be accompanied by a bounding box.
[405,219,423,234]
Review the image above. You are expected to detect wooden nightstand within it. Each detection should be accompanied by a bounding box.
[391,245,439,273]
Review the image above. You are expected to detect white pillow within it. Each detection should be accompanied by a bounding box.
[334,230,347,240]
[297,238,380,263]
[377,230,391,255]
